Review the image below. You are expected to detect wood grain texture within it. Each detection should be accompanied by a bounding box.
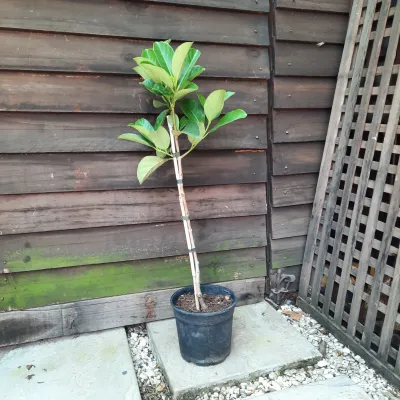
[1,215,267,272]
[275,42,343,77]
[0,30,269,79]
[271,174,318,207]
[272,142,324,175]
[271,204,311,239]
[271,236,306,269]
[275,0,350,13]
[0,184,266,234]
[0,277,265,346]
[0,113,267,153]
[0,247,266,311]
[0,73,268,114]
[274,77,336,109]
[0,151,267,194]
[0,0,269,46]
[275,9,348,44]
[273,109,330,143]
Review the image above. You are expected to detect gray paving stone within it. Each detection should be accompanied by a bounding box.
[248,376,372,399]
[147,302,321,399]
[0,328,140,400]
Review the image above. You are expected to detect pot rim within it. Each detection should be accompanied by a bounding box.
[170,284,238,317]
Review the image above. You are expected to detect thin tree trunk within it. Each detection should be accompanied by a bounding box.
[167,115,207,311]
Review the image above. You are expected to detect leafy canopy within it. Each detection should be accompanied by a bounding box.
[118,40,247,184]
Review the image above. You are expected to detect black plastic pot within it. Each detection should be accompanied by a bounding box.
[170,284,238,366]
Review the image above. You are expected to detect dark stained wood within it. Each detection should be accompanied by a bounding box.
[141,0,269,12]
[271,236,306,269]
[0,184,266,234]
[0,0,269,46]
[275,0,350,13]
[272,142,324,175]
[271,174,317,207]
[0,151,267,194]
[0,215,267,272]
[275,42,343,77]
[0,277,265,347]
[0,113,267,153]
[274,77,336,109]
[0,73,268,114]
[0,30,269,79]
[275,9,348,44]
[273,109,330,143]
[271,204,311,239]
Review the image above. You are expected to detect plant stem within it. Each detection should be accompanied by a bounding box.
[168,105,206,311]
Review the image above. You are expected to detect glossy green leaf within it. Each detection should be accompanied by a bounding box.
[182,121,200,138]
[164,39,172,44]
[188,122,206,145]
[167,114,179,130]
[173,83,198,101]
[225,91,235,101]
[132,118,154,131]
[209,109,247,133]
[178,49,201,88]
[141,79,173,97]
[188,65,205,81]
[179,116,189,130]
[156,151,167,158]
[172,42,193,81]
[153,42,174,75]
[180,99,205,124]
[155,109,169,130]
[133,56,153,65]
[141,49,157,65]
[154,125,171,150]
[133,66,151,80]
[153,99,167,109]
[197,93,206,106]
[137,156,168,184]
[139,64,174,89]
[118,133,154,148]
[204,90,226,122]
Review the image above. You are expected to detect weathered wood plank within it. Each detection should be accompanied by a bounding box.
[0,0,269,46]
[271,174,318,207]
[0,73,268,114]
[0,151,267,194]
[273,109,330,143]
[0,184,266,235]
[0,247,266,311]
[0,30,269,79]
[275,42,343,77]
[1,215,267,272]
[275,0,350,13]
[275,9,348,44]
[0,113,267,153]
[272,142,324,175]
[274,77,336,109]
[0,277,265,346]
[271,204,311,239]
[271,236,306,269]
[135,0,269,12]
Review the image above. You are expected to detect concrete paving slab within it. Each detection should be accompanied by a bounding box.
[147,302,321,399]
[248,376,372,399]
[0,328,140,400]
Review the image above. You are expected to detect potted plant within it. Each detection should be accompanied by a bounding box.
[118,40,247,365]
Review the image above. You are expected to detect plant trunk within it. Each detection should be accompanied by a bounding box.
[167,116,207,311]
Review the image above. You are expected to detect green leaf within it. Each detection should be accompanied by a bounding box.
[188,65,205,81]
[139,64,174,89]
[137,156,168,184]
[197,93,206,106]
[179,116,189,130]
[172,42,193,81]
[182,121,200,138]
[155,109,169,130]
[178,49,201,88]
[209,109,247,133]
[133,66,152,80]
[153,42,174,75]
[154,126,171,150]
[118,133,154,148]
[180,99,205,124]
[173,83,198,101]
[188,122,206,145]
[164,39,172,44]
[167,114,179,130]
[133,56,153,65]
[224,91,235,101]
[204,89,226,122]
[141,80,173,97]
[141,49,157,65]
[157,151,167,158]
[132,118,154,131]
[153,99,167,109]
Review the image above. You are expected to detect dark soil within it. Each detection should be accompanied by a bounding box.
[175,293,232,313]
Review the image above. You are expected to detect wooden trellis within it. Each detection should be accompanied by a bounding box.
[298,0,400,387]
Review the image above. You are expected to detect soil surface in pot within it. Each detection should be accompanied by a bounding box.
[176,293,232,313]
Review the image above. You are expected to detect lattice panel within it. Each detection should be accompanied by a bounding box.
[299,0,400,387]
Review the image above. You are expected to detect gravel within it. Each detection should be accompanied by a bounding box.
[126,304,400,400]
